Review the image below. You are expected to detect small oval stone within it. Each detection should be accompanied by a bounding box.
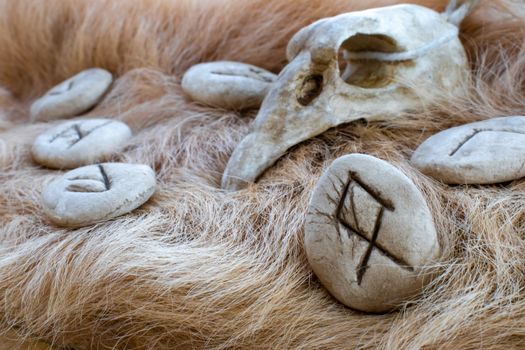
[181,61,276,109]
[30,68,113,122]
[305,154,439,313]
[32,118,132,169]
[42,163,156,227]
[411,116,525,184]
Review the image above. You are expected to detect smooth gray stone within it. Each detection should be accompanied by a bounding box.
[182,61,276,109]
[32,118,132,169]
[42,163,156,227]
[305,154,440,313]
[30,68,113,122]
[411,116,525,184]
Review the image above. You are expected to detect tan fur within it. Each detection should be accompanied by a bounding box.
[1,0,525,348]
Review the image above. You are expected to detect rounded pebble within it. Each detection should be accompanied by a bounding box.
[411,116,525,184]
[305,154,440,313]
[181,61,276,109]
[30,68,113,122]
[32,118,132,169]
[42,163,156,227]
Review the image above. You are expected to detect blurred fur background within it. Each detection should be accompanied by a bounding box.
[1,0,525,348]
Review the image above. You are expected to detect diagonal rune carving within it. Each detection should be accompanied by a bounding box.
[334,171,413,285]
[210,68,274,83]
[48,80,75,96]
[66,164,111,193]
[48,121,113,148]
[449,128,525,157]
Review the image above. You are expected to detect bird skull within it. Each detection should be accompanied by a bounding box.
[221,4,469,191]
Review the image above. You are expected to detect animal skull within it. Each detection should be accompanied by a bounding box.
[221,4,470,191]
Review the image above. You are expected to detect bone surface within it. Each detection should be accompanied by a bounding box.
[221,4,469,191]
[411,116,525,184]
[305,154,440,313]
[30,68,113,122]
[32,118,132,169]
[182,61,276,109]
[42,163,156,227]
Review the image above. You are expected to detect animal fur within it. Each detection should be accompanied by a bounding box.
[1,0,525,348]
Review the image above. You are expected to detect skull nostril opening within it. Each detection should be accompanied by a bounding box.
[338,34,401,89]
[297,74,323,106]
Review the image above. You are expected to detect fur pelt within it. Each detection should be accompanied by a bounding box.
[1,0,525,348]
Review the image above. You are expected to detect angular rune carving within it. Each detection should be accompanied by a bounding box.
[336,172,412,285]
[66,165,111,193]
[48,80,75,96]
[48,121,113,148]
[210,68,274,83]
[449,128,525,157]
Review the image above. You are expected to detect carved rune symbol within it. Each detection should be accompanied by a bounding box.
[48,121,113,148]
[211,67,274,83]
[48,80,75,96]
[66,165,111,193]
[449,128,525,157]
[336,171,413,285]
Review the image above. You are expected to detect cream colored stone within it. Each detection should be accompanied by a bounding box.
[181,61,276,109]
[411,116,525,184]
[30,68,113,122]
[305,154,440,313]
[42,163,156,227]
[221,4,470,190]
[32,118,132,169]
[31,119,132,169]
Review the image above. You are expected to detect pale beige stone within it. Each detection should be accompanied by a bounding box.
[32,118,132,169]
[30,68,113,122]
[42,163,156,227]
[305,154,440,313]
[411,116,525,184]
[181,61,276,109]
[221,4,470,190]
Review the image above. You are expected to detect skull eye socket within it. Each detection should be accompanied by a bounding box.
[338,34,400,89]
[297,74,323,106]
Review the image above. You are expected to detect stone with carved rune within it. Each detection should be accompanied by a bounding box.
[42,163,156,227]
[181,61,276,109]
[411,116,525,184]
[30,68,113,122]
[32,118,132,169]
[304,154,440,313]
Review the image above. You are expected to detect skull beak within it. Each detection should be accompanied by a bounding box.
[221,3,471,191]
[221,132,291,191]
[222,52,334,191]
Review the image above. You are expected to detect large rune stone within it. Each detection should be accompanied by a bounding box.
[305,154,440,313]
[30,68,113,122]
[182,61,276,109]
[32,118,132,169]
[42,163,156,227]
[411,116,525,184]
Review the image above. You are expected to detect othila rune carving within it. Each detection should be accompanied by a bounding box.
[305,154,440,312]
[336,172,413,285]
